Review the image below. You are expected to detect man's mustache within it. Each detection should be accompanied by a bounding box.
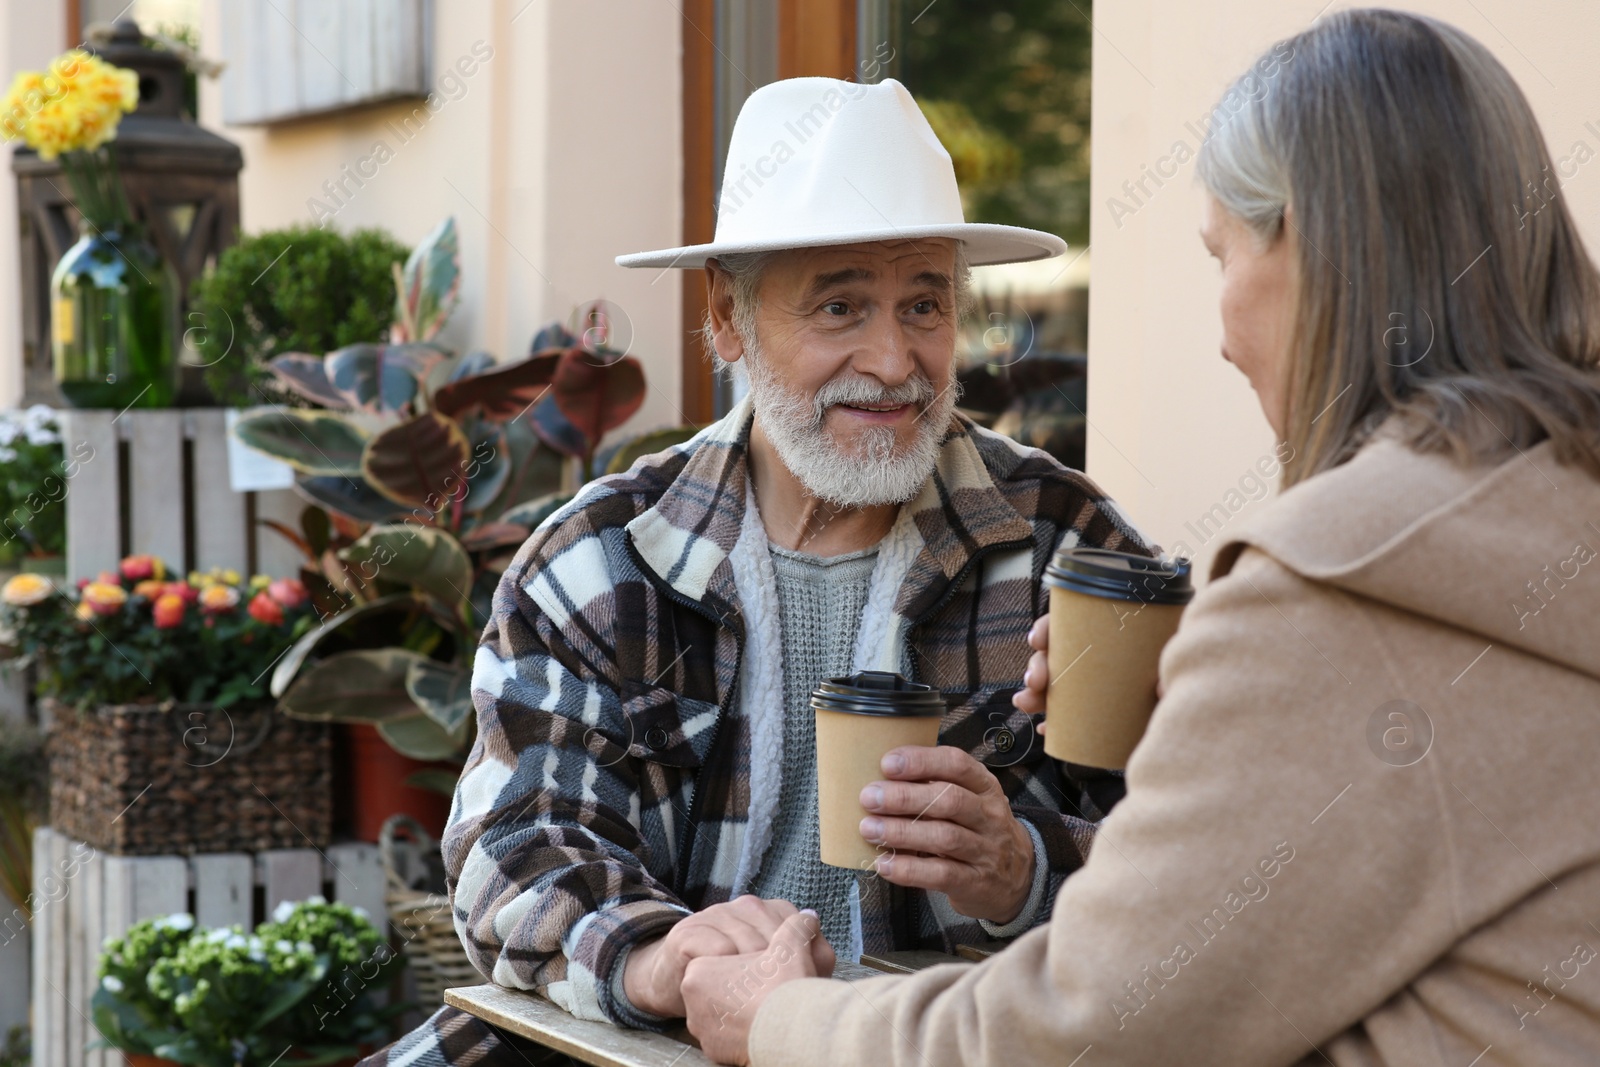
[808,375,938,427]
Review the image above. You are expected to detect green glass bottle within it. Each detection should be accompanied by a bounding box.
[50,220,178,409]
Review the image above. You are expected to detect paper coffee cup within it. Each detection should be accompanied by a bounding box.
[813,671,945,870]
[1043,548,1194,769]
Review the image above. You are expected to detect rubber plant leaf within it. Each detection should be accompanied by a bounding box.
[393,216,461,343]
[270,593,447,699]
[431,350,561,422]
[293,475,412,525]
[266,352,350,409]
[232,408,368,478]
[324,343,449,414]
[339,523,474,611]
[549,349,645,457]
[279,648,430,723]
[360,411,473,508]
[405,657,474,737]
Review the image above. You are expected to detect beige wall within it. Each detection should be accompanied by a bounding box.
[0,0,67,408]
[195,0,685,433]
[1086,0,1600,577]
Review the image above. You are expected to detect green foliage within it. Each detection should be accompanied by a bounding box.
[0,718,45,915]
[0,1025,26,1067]
[93,899,406,1066]
[190,225,410,408]
[0,406,68,563]
[900,1,1093,246]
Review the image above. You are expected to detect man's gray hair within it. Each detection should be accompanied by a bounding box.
[700,243,975,371]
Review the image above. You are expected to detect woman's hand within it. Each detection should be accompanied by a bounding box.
[1013,614,1050,720]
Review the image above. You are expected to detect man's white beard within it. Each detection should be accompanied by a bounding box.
[742,339,958,508]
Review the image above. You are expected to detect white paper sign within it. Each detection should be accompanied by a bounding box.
[225,408,297,492]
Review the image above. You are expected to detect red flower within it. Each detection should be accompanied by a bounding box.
[247,591,284,626]
[152,593,185,629]
[267,578,308,609]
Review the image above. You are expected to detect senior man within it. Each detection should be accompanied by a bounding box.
[357,76,1149,1066]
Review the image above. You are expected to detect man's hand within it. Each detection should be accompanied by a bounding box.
[858,745,1036,923]
[683,910,832,1065]
[622,896,832,1019]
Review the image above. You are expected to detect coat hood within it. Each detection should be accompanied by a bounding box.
[1214,433,1600,683]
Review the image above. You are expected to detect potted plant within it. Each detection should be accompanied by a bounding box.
[229,216,656,838]
[0,717,45,927]
[0,561,331,856]
[188,225,410,409]
[0,406,72,576]
[92,897,407,1066]
[1,49,178,409]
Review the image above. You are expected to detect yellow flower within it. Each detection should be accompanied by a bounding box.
[188,570,208,587]
[248,574,271,592]
[75,600,94,620]
[212,567,242,587]
[199,584,240,613]
[82,581,128,617]
[0,49,138,158]
[1,573,52,606]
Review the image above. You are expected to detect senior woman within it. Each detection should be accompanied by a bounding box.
[680,9,1600,1065]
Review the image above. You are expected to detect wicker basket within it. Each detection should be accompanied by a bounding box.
[381,814,481,1008]
[46,699,331,856]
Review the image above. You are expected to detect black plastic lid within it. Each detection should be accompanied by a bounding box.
[1044,547,1195,606]
[811,671,946,717]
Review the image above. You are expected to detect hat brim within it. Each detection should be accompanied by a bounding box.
[615,223,1067,269]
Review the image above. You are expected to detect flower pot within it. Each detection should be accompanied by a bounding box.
[47,699,331,855]
[51,222,179,410]
[339,722,453,842]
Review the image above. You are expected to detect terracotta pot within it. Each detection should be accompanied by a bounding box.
[337,723,453,842]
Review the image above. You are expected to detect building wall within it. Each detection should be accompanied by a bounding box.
[194,0,685,433]
[1086,0,1600,577]
[0,0,68,409]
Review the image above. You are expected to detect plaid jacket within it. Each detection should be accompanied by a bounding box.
[440,396,1151,1034]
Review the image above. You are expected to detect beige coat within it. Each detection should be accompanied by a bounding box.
[750,432,1600,1066]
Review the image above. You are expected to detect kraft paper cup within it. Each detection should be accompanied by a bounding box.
[813,671,945,870]
[1043,548,1194,769]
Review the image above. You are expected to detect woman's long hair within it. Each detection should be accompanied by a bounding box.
[1197,8,1600,486]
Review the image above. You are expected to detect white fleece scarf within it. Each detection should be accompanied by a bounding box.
[725,485,924,906]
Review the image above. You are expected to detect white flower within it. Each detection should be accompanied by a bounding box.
[0,418,18,447]
[224,933,247,950]
[295,940,314,955]
[204,928,231,944]
[155,913,195,932]
[0,447,14,463]
[274,939,293,954]
[271,900,296,924]
[350,905,370,921]
[306,894,326,906]
[100,975,124,994]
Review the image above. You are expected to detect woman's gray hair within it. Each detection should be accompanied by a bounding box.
[700,243,976,370]
[1196,8,1600,485]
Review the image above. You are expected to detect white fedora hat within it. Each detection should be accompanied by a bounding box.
[616,77,1066,269]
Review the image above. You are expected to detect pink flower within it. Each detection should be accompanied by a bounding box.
[119,555,164,581]
[132,579,165,600]
[267,578,308,609]
[247,591,284,626]
[152,593,185,629]
[163,581,199,604]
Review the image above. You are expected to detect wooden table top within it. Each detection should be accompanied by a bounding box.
[445,950,982,1067]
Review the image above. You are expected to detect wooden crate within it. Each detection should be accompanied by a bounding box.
[58,408,303,585]
[29,828,396,1067]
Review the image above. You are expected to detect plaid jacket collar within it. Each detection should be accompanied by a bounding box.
[625,395,1037,628]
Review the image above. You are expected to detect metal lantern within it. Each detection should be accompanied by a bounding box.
[12,19,243,404]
